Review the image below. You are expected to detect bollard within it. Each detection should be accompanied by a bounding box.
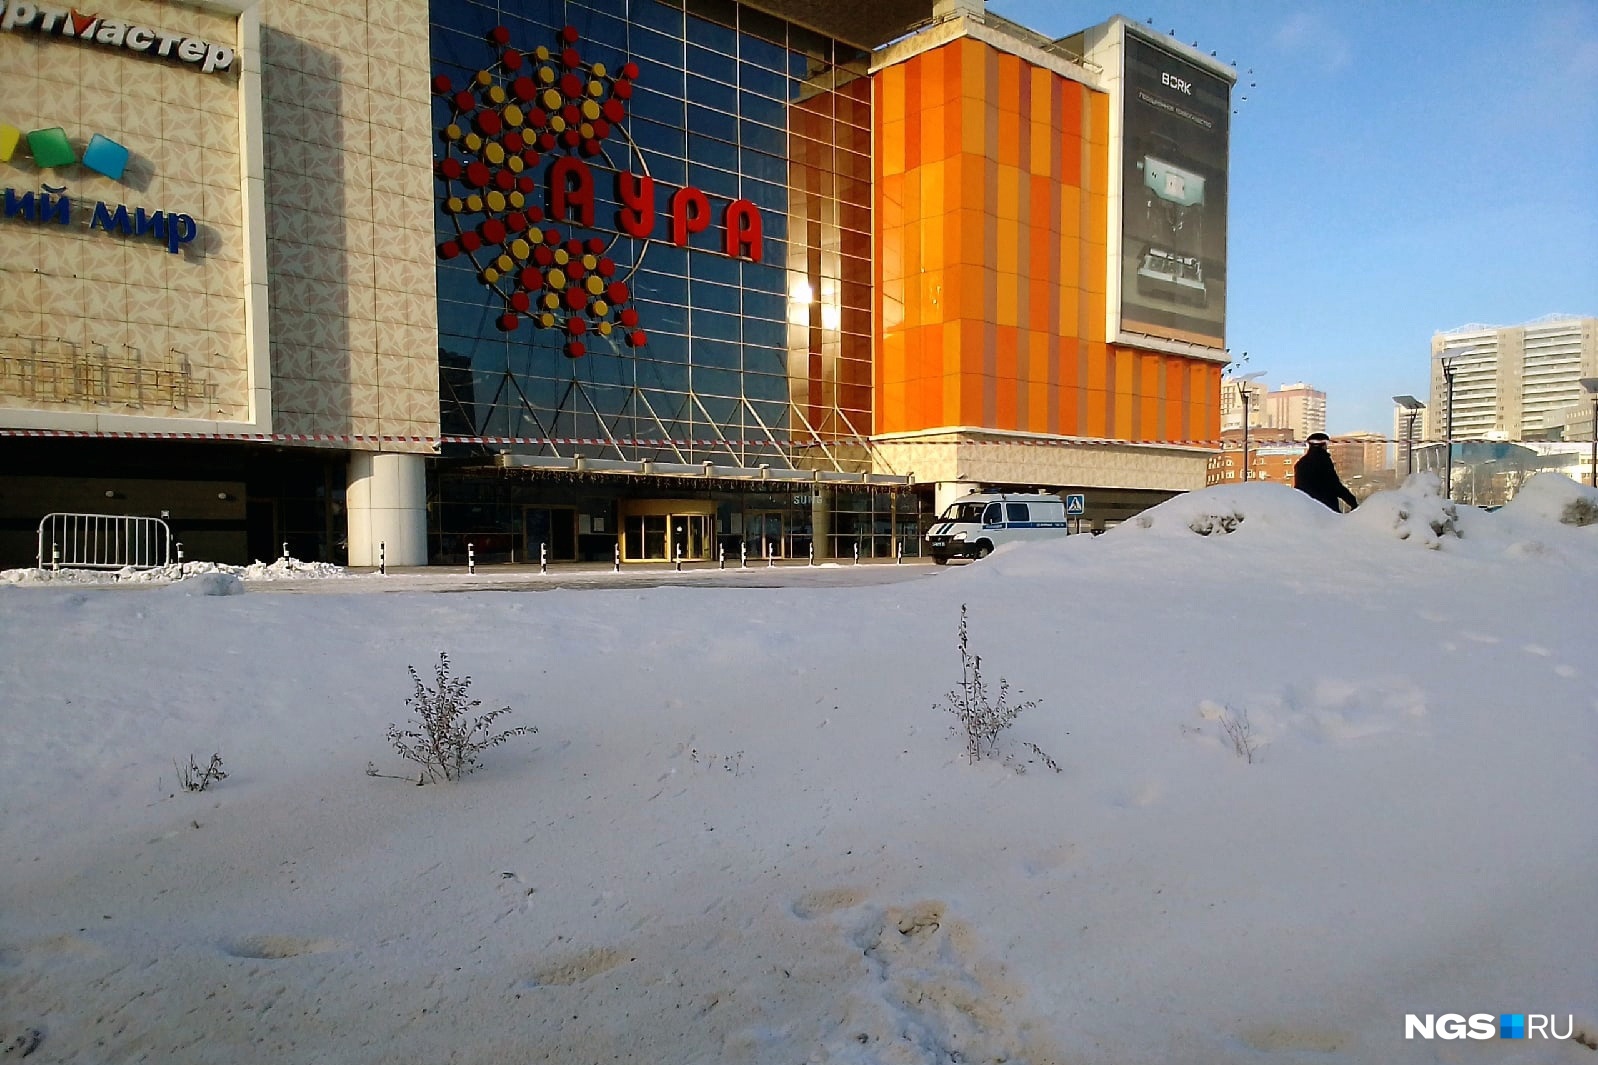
[539,541,547,574]
[177,542,185,564]
[467,542,475,575]
[282,541,290,561]
[614,543,621,573]
[674,543,682,573]
[718,543,725,570]
[853,542,859,566]
[895,539,903,565]
[808,541,814,567]
[379,541,386,576]
[739,541,747,570]
[51,543,59,572]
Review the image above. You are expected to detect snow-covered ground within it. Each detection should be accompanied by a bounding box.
[2,473,1595,1064]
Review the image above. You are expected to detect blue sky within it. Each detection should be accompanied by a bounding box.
[988,0,1598,434]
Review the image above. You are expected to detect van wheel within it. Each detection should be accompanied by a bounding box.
[932,555,949,565]
[975,541,993,559]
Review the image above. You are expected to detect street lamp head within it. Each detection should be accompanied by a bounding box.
[1392,395,1424,410]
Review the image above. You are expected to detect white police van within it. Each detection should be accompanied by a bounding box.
[924,492,1069,564]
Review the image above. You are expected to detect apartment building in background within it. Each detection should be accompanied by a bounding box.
[1429,315,1598,442]
[1264,381,1325,441]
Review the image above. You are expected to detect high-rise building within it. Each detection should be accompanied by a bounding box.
[1429,316,1598,442]
[1263,382,1325,442]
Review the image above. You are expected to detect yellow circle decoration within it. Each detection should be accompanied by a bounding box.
[445,196,463,214]
[507,155,524,173]
[542,87,561,109]
[488,85,506,105]
[509,192,525,209]
[539,312,556,327]
[539,67,556,86]
[582,98,600,121]
[535,46,550,61]
[483,267,500,283]
[582,254,598,270]
[550,115,566,133]
[592,298,609,315]
[587,80,603,98]
[464,132,483,152]
[465,194,484,212]
[553,249,569,265]
[496,254,513,272]
[598,321,612,336]
[444,123,462,141]
[475,70,491,87]
[511,238,531,260]
[542,296,558,312]
[484,141,505,165]
[579,123,594,139]
[505,105,524,127]
[486,190,507,212]
[592,63,607,78]
[586,277,604,295]
[548,268,567,289]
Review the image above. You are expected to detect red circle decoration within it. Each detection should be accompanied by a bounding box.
[566,260,586,281]
[513,77,536,102]
[480,218,507,245]
[591,120,611,140]
[526,205,544,223]
[596,257,616,278]
[586,238,605,254]
[533,245,554,266]
[560,104,580,125]
[460,231,482,252]
[580,139,600,156]
[464,161,491,188]
[611,80,633,101]
[509,291,531,312]
[627,331,647,348]
[619,307,639,327]
[432,74,453,95]
[503,131,524,153]
[498,313,519,331]
[527,108,547,127]
[564,340,586,359]
[475,110,502,136]
[438,240,460,259]
[518,267,542,289]
[517,174,537,193]
[560,74,582,99]
[537,132,557,151]
[506,211,528,232]
[566,316,587,335]
[544,228,562,245]
[561,129,581,148]
[561,25,579,44]
[561,47,580,68]
[489,25,510,45]
[606,282,630,305]
[565,287,587,310]
[494,169,515,191]
[502,49,523,71]
[601,100,625,124]
[620,62,639,80]
[439,158,463,180]
[564,239,583,256]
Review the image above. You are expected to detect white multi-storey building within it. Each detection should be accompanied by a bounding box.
[1429,316,1598,441]
[1264,382,1326,441]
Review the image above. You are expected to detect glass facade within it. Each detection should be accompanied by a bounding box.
[429,0,874,472]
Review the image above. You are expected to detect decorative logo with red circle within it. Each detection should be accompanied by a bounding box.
[435,25,762,360]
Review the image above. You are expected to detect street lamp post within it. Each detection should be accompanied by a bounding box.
[1393,395,1424,478]
[1232,371,1265,482]
[1581,377,1598,488]
[1437,351,1466,501]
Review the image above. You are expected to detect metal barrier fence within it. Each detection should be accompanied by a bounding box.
[35,512,175,571]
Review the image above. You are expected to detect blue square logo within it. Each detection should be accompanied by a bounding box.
[82,133,130,181]
[1500,1014,1525,1039]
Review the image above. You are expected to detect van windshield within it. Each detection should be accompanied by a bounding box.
[940,502,988,523]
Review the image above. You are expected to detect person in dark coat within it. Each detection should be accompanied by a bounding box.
[1293,432,1358,511]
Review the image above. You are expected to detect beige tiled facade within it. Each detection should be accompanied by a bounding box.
[259,0,438,449]
[2,0,439,452]
[1,0,250,425]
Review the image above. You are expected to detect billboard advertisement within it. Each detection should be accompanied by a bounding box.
[1119,32,1229,348]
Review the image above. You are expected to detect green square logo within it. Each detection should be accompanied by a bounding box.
[26,126,76,169]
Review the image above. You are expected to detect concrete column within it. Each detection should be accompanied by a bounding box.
[935,481,980,514]
[346,452,428,567]
[810,487,832,560]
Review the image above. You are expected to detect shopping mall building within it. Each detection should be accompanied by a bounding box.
[1,0,1233,567]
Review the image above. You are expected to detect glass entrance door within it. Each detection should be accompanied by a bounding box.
[523,506,577,562]
[670,514,710,561]
[747,511,784,559]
